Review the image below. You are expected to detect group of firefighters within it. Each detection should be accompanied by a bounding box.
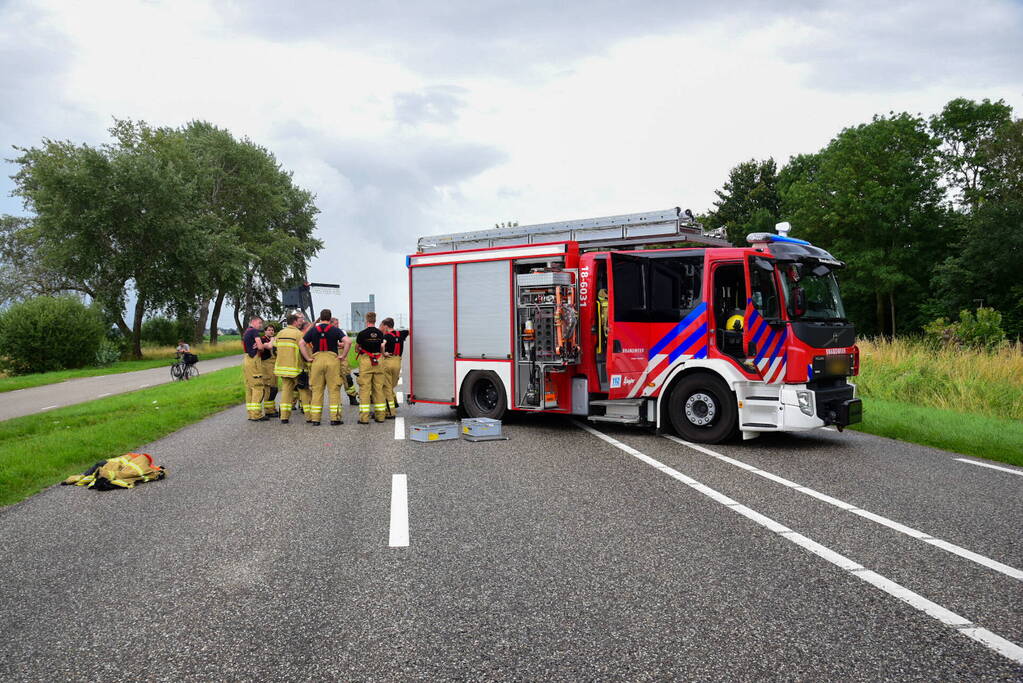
[241,309,408,425]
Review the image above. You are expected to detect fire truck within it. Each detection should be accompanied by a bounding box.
[406,207,862,443]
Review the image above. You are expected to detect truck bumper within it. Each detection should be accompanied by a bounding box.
[745,382,861,434]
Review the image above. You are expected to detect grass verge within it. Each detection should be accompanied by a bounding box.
[0,341,242,393]
[0,365,243,508]
[851,396,1023,468]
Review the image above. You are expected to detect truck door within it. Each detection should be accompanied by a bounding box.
[744,255,787,383]
[608,252,707,399]
[607,253,648,397]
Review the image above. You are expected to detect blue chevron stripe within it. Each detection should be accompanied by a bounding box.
[766,330,787,364]
[691,344,708,359]
[754,329,777,364]
[747,308,760,329]
[648,302,707,358]
[750,319,768,346]
[668,322,708,363]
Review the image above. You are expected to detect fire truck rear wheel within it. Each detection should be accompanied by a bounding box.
[667,374,738,444]
[461,371,508,420]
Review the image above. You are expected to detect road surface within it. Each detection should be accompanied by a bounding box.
[1,385,1021,679]
[0,355,242,422]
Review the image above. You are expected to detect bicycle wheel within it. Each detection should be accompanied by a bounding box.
[186,364,199,379]
[170,363,182,380]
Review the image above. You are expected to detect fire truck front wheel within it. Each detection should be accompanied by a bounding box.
[460,371,508,420]
[667,374,738,444]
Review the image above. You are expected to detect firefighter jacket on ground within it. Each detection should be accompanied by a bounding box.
[62,453,166,490]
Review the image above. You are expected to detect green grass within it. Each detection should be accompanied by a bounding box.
[851,396,1023,468]
[0,365,244,507]
[0,344,241,393]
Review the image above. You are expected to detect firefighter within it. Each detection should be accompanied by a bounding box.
[242,316,269,421]
[355,312,387,424]
[331,316,359,405]
[378,317,408,418]
[260,323,280,417]
[295,317,314,422]
[301,309,352,426]
[274,313,312,424]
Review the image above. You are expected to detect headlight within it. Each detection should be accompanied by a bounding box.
[797,390,814,416]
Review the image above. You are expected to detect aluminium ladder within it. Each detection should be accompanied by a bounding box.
[416,207,731,253]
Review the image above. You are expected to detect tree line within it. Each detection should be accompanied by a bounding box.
[702,97,1022,340]
[1,120,322,359]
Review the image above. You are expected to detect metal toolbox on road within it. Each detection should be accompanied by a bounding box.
[409,421,460,442]
[461,417,503,438]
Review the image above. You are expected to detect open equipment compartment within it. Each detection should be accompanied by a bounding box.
[513,263,580,410]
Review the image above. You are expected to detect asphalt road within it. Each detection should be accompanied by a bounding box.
[1,383,1021,680]
[0,355,242,422]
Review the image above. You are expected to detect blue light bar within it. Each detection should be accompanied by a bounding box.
[746,232,812,246]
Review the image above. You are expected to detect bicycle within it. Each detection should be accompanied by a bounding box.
[170,352,199,381]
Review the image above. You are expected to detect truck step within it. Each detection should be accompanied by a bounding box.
[741,422,778,429]
[588,415,644,425]
[589,399,644,407]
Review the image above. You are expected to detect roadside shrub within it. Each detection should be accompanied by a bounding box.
[141,316,195,346]
[0,296,105,374]
[94,340,123,366]
[924,307,1006,351]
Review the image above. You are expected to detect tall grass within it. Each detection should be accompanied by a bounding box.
[141,339,242,359]
[856,337,1023,422]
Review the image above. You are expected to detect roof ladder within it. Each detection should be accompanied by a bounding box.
[416,207,731,253]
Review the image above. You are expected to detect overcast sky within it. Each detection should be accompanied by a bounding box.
[2,0,1022,324]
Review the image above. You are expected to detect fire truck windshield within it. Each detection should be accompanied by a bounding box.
[780,262,847,321]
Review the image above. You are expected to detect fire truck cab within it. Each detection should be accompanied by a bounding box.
[408,208,862,443]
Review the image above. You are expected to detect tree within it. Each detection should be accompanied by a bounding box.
[703,158,781,246]
[781,113,950,336]
[929,97,1013,208]
[11,120,205,358]
[175,122,322,344]
[926,118,1023,338]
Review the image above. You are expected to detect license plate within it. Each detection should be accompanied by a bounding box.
[825,356,850,375]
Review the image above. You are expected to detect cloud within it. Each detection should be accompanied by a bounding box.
[217,0,819,79]
[777,0,1023,92]
[393,86,467,126]
[273,121,507,250]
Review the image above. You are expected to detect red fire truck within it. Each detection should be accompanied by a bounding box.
[407,207,862,443]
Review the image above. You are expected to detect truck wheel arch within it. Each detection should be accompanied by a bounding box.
[657,361,744,432]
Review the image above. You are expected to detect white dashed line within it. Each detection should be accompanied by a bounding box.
[138,384,150,388]
[663,434,1023,582]
[388,474,409,547]
[394,416,405,440]
[97,393,111,398]
[41,405,58,411]
[576,422,1023,666]
[396,377,403,388]
[396,391,404,404]
[955,458,1023,477]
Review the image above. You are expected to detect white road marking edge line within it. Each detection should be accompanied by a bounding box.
[394,416,405,440]
[388,474,409,547]
[664,434,1023,582]
[575,422,1023,666]
[955,458,1023,477]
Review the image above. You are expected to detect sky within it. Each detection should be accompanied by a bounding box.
[2,0,1022,325]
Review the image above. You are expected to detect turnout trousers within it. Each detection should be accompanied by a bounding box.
[382,355,402,415]
[262,357,279,416]
[243,355,268,419]
[277,376,297,420]
[309,351,343,424]
[358,354,387,423]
